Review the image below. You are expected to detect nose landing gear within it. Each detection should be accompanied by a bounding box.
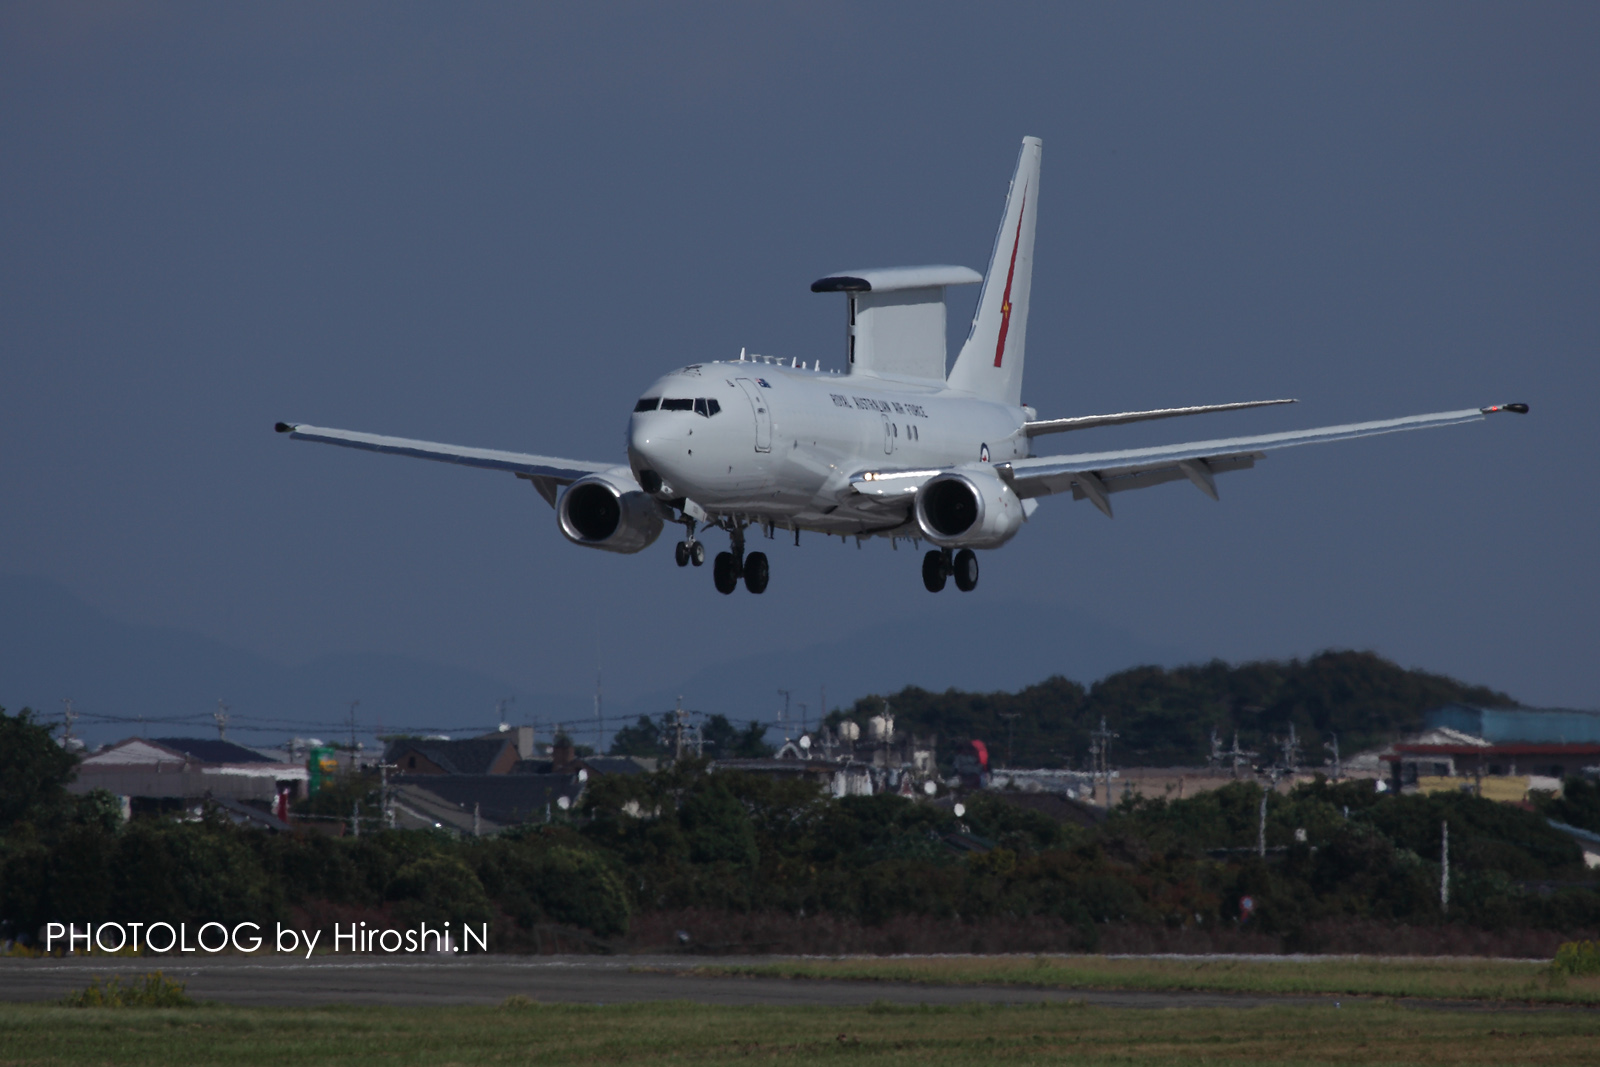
[923,547,979,592]
[674,517,707,568]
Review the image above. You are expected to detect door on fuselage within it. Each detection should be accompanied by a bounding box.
[883,417,895,455]
[734,378,772,452]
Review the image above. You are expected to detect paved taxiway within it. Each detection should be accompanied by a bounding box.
[1,955,1337,1010]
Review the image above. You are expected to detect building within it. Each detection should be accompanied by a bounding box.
[68,737,307,814]
[383,736,523,776]
[390,774,582,833]
[1378,705,1600,799]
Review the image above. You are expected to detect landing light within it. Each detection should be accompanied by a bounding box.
[862,469,941,482]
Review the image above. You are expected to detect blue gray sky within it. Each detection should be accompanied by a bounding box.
[3,3,1596,741]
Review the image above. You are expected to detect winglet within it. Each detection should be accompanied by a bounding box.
[275,422,296,433]
[1480,403,1529,415]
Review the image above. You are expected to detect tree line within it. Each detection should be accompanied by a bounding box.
[3,705,1594,952]
[831,650,1516,769]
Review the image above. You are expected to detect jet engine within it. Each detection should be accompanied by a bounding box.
[557,473,666,554]
[913,468,1025,549]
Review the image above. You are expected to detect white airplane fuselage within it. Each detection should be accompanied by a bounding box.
[628,362,1030,537]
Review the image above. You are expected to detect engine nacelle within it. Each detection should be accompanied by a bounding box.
[558,473,665,554]
[913,468,1025,549]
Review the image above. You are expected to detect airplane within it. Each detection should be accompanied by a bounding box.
[277,136,1526,595]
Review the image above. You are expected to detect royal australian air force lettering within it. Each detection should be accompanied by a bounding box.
[275,135,1527,595]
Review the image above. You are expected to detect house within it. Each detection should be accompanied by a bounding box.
[68,737,307,813]
[390,773,583,834]
[382,737,521,776]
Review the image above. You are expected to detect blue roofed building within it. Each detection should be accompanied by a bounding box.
[1426,704,1600,745]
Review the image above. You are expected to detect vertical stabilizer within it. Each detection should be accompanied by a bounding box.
[946,137,1042,406]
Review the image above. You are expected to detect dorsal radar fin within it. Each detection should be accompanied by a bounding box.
[811,265,981,382]
[946,137,1042,406]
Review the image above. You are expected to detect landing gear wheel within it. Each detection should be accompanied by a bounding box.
[743,551,769,594]
[675,542,691,567]
[713,552,739,595]
[953,548,979,592]
[690,541,705,566]
[922,550,947,593]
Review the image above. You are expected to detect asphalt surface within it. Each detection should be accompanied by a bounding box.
[0,955,1338,1009]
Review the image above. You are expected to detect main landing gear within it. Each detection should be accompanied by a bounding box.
[923,547,979,593]
[711,527,767,595]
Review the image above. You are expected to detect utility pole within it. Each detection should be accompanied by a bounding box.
[1325,733,1342,781]
[1440,820,1450,913]
[1257,769,1279,858]
[1277,724,1301,776]
[380,761,395,829]
[345,699,360,764]
[999,712,1020,769]
[1227,732,1259,780]
[777,689,790,729]
[595,666,604,753]
[60,699,78,745]
[1089,716,1118,807]
[668,696,693,762]
[796,704,807,738]
[213,700,230,741]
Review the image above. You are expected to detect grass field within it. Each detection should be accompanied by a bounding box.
[692,955,1600,1005]
[2,1000,1598,1066]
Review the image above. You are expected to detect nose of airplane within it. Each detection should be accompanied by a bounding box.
[628,409,690,492]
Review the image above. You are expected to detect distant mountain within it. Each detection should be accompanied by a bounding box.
[1,575,1187,751]
[0,574,585,747]
[609,600,1187,726]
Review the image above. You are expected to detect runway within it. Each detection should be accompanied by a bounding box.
[0,955,1334,1010]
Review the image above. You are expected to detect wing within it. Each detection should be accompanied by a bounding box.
[1023,398,1296,436]
[274,422,611,506]
[998,403,1527,517]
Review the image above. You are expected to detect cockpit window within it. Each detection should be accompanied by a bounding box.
[634,397,660,412]
[659,397,722,417]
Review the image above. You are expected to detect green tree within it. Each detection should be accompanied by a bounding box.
[387,853,494,928]
[0,707,77,828]
[609,715,664,757]
[702,714,773,758]
[1537,777,1600,835]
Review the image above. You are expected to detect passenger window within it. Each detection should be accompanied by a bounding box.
[706,398,721,416]
[634,397,660,412]
[661,398,693,411]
